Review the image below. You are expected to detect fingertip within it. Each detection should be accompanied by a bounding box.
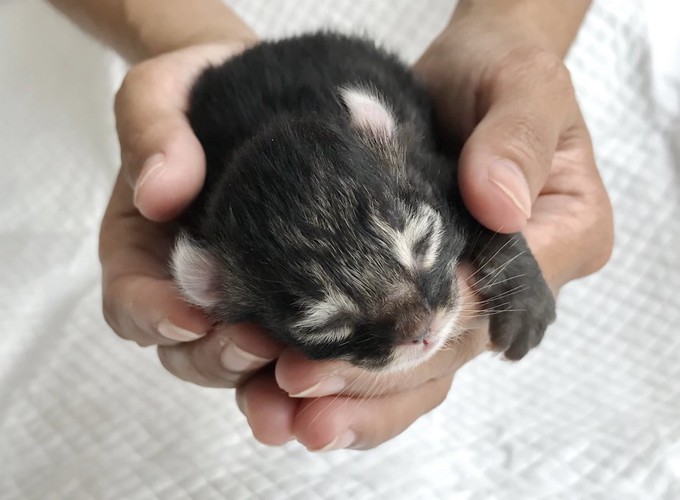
[274,349,310,391]
[223,323,286,362]
[162,300,213,341]
[275,350,349,397]
[292,398,348,450]
[239,370,298,446]
[458,149,529,234]
[105,274,212,347]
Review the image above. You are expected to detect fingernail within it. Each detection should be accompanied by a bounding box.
[289,376,347,398]
[157,319,205,342]
[488,159,532,219]
[309,430,356,452]
[235,390,249,416]
[220,342,273,373]
[134,153,165,208]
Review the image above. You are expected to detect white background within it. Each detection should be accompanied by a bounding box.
[1,1,679,498]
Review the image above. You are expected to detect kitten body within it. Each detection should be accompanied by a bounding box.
[172,33,556,370]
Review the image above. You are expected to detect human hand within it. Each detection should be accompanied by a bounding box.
[413,12,614,287]
[100,42,289,388]
[99,40,491,452]
[234,16,614,451]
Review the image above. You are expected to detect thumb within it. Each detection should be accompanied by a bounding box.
[114,44,249,222]
[458,105,559,233]
[115,63,206,222]
[457,55,575,233]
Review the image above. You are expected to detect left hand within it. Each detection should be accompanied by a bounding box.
[100,42,289,388]
[231,17,613,451]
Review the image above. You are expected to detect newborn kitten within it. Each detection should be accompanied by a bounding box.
[171,33,556,371]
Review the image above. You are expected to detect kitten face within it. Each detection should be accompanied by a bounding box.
[286,199,464,371]
[173,89,466,371]
[173,197,463,371]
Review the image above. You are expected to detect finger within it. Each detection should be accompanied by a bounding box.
[114,44,246,221]
[115,64,204,221]
[104,274,210,347]
[292,374,454,451]
[459,49,577,233]
[522,120,614,288]
[99,172,211,346]
[157,323,284,388]
[235,366,299,446]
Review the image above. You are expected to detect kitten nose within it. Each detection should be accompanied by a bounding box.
[410,327,431,345]
[394,304,434,345]
[398,320,433,345]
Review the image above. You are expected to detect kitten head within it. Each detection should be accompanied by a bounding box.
[172,89,466,371]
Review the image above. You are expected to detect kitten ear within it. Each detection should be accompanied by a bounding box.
[340,87,396,139]
[170,233,221,309]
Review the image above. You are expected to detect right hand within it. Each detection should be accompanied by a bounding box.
[100,41,287,387]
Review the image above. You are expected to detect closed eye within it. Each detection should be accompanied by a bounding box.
[413,227,443,270]
[301,325,353,345]
[403,205,444,271]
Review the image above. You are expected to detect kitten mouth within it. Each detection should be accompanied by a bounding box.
[386,309,460,372]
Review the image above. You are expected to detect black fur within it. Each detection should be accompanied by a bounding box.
[178,33,556,368]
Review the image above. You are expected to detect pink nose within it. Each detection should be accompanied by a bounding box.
[397,325,431,345]
[410,328,430,345]
[395,309,434,345]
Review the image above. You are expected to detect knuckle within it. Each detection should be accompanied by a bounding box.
[525,49,572,91]
[157,346,201,384]
[189,340,242,387]
[115,61,170,116]
[494,46,573,93]
[502,114,551,168]
[157,346,180,377]
[117,62,156,97]
[582,193,615,276]
[189,346,220,382]
[433,383,449,408]
[101,283,129,341]
[101,293,120,335]
[101,277,156,347]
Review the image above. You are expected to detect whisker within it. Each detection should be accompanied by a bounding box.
[468,249,525,290]
[466,235,518,283]
[475,273,527,291]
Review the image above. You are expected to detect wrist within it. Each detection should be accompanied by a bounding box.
[124,0,258,61]
[448,0,591,58]
[49,0,258,63]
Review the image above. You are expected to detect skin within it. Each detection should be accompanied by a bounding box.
[51,0,613,451]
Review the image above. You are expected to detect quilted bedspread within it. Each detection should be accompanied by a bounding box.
[1,0,679,498]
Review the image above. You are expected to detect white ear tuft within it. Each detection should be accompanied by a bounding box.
[170,233,221,309]
[340,87,396,139]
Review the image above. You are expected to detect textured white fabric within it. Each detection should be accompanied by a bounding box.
[1,0,679,498]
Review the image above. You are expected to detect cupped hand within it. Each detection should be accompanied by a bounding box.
[413,15,614,286]
[101,23,614,453]
[100,41,287,387]
[236,21,614,451]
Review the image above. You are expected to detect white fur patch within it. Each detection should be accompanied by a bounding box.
[370,213,413,270]
[406,205,444,270]
[294,289,359,344]
[300,326,354,346]
[170,234,220,309]
[340,87,395,139]
[295,289,359,329]
[371,204,444,271]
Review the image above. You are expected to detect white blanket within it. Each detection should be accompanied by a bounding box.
[1,1,679,498]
